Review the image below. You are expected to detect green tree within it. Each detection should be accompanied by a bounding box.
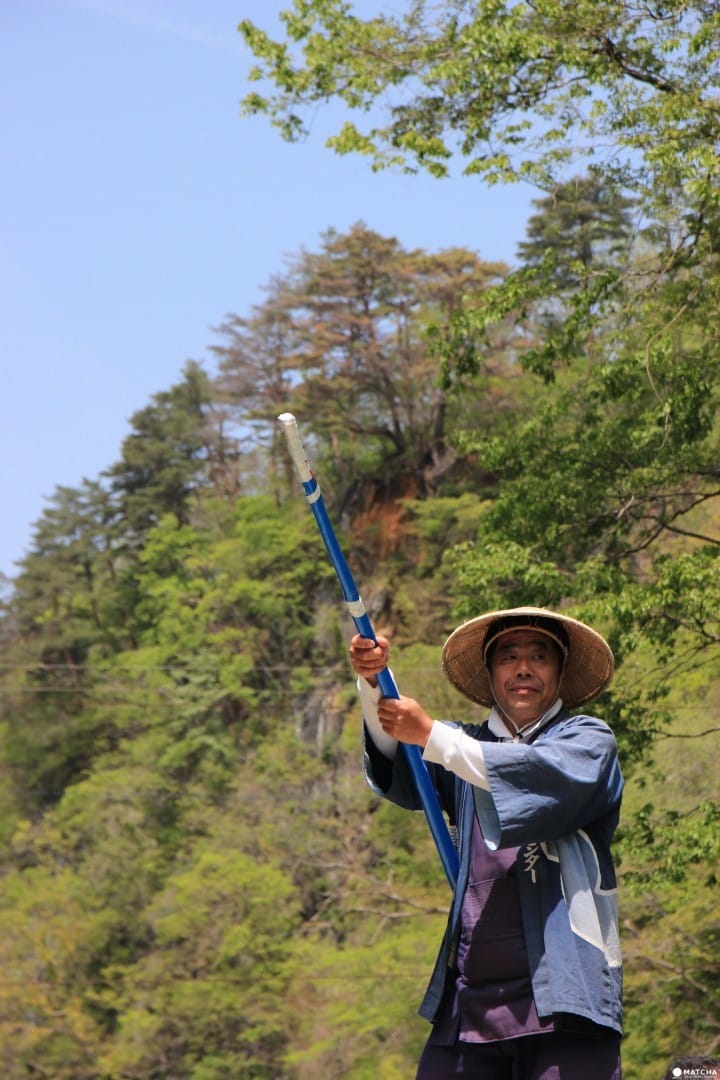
[238,8,720,1070]
[214,223,506,498]
[0,481,130,816]
[98,848,303,1078]
[240,1,720,382]
[107,361,234,543]
[240,3,719,676]
[240,1,719,197]
[516,173,638,289]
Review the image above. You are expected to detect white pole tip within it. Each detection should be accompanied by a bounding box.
[277,412,296,425]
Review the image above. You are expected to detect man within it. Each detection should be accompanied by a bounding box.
[349,607,623,1080]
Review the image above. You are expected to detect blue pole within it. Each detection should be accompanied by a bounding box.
[278,413,459,889]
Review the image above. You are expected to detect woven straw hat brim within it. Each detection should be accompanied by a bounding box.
[441,606,614,709]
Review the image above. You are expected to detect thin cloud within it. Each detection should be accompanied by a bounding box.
[52,0,249,56]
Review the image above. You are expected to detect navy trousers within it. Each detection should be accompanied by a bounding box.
[416,1029,622,1079]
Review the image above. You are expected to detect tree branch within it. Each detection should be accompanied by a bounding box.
[657,726,720,739]
[600,36,676,92]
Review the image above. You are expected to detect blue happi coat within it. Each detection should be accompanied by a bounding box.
[363,708,624,1034]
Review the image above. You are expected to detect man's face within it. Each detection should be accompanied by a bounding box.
[488,629,562,729]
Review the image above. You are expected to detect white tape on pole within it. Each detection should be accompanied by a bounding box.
[277,412,313,484]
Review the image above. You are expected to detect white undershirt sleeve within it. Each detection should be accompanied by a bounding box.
[423,721,491,791]
[357,675,398,760]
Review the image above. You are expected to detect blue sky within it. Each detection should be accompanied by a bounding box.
[1,0,535,579]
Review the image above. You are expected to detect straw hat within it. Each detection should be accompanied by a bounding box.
[441,606,614,708]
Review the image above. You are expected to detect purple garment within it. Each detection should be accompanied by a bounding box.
[430,817,554,1045]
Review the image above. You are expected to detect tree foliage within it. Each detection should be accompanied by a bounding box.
[516,173,638,289]
[0,3,719,1067]
[0,215,716,1078]
[241,1,718,205]
[213,222,506,499]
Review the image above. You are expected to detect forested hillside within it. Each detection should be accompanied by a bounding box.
[2,1,719,1077]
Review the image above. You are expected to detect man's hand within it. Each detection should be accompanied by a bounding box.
[376,694,434,748]
[349,634,390,684]
[349,636,434,748]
